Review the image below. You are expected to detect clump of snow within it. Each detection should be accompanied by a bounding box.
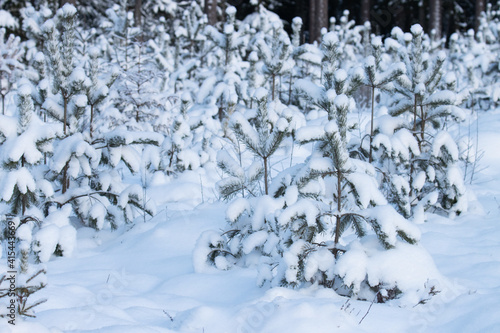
[226,197,250,223]
[225,5,237,16]
[413,171,427,192]
[432,131,459,161]
[304,248,335,281]
[346,172,387,208]
[292,17,302,26]
[296,125,325,143]
[366,205,421,245]
[278,199,319,227]
[334,94,349,110]
[0,168,36,201]
[57,3,77,18]
[0,10,18,28]
[18,83,32,96]
[193,230,227,273]
[335,69,348,83]
[254,87,268,101]
[242,230,268,254]
[411,24,423,36]
[372,36,382,48]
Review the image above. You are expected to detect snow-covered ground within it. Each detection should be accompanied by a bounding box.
[3,110,500,333]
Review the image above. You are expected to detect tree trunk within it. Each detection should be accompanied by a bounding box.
[317,0,328,36]
[369,86,375,163]
[360,0,371,25]
[475,0,486,32]
[134,0,142,27]
[334,170,342,258]
[429,0,442,40]
[63,94,68,135]
[263,156,268,195]
[90,104,94,139]
[309,0,317,43]
[309,0,328,43]
[205,0,218,26]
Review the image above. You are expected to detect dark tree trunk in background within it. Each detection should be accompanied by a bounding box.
[309,0,317,42]
[475,0,486,32]
[309,0,328,43]
[59,0,75,6]
[361,0,371,24]
[430,0,442,39]
[134,0,142,27]
[419,0,427,32]
[394,5,407,32]
[205,0,218,26]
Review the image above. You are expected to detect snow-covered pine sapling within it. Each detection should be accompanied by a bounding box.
[390,25,463,152]
[203,5,245,121]
[287,17,303,104]
[255,23,292,101]
[0,28,24,115]
[116,37,165,128]
[218,88,290,198]
[163,92,191,174]
[363,36,405,162]
[41,4,87,137]
[176,2,207,61]
[389,24,468,217]
[0,217,47,319]
[0,83,55,216]
[265,94,425,298]
[295,32,363,128]
[85,47,119,139]
[101,0,141,72]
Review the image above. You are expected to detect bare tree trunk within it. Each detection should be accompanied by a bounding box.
[205,0,218,26]
[475,0,486,32]
[360,0,371,24]
[429,0,442,39]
